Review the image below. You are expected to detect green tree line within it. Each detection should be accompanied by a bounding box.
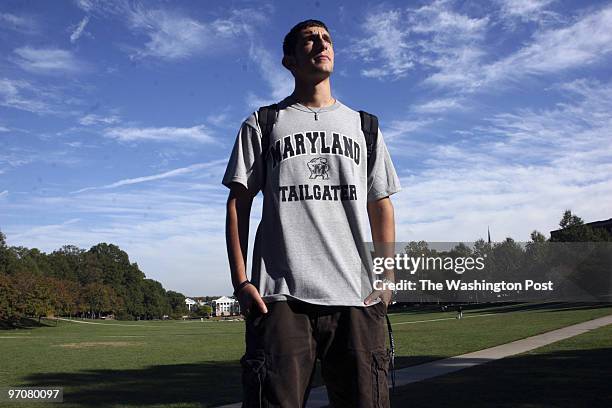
[0,230,190,323]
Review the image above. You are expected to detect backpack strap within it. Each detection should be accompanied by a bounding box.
[257,104,279,159]
[359,110,379,176]
[257,104,278,191]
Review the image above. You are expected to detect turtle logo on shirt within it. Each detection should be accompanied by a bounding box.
[307,157,329,180]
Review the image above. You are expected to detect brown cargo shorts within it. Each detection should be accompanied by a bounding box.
[240,299,390,408]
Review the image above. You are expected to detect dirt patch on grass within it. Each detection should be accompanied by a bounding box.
[55,341,145,349]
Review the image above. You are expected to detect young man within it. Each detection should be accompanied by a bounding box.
[223,20,401,407]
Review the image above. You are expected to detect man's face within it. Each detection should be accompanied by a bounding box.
[286,26,334,80]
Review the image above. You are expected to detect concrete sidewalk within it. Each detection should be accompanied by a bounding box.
[219,313,612,408]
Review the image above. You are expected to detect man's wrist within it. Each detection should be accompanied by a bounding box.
[233,279,252,297]
[381,277,397,298]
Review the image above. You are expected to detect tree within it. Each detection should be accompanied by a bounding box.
[81,282,122,318]
[48,245,84,281]
[49,278,80,317]
[142,279,170,319]
[166,290,188,317]
[559,210,583,229]
[0,273,20,321]
[0,230,8,274]
[200,304,213,317]
[449,243,472,257]
[8,271,54,321]
[530,230,547,243]
[9,246,43,275]
[552,210,612,242]
[0,231,19,276]
[0,230,181,321]
[403,241,433,257]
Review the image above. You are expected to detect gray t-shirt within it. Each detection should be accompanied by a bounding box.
[222,97,401,306]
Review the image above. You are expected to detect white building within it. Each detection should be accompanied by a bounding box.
[212,296,240,316]
[185,297,196,311]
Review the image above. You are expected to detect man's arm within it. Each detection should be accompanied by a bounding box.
[225,183,268,314]
[367,196,395,242]
[366,196,396,306]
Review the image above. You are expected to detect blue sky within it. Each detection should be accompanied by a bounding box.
[1,0,611,296]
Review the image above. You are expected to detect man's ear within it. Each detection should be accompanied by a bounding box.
[282,55,294,72]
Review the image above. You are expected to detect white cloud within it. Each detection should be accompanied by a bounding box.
[412,97,463,113]
[72,159,227,193]
[485,6,612,82]
[74,0,95,13]
[352,10,414,79]
[246,46,293,107]
[125,6,260,61]
[0,12,38,34]
[0,78,88,117]
[73,0,125,17]
[79,113,120,126]
[12,47,87,75]
[127,7,209,60]
[499,0,554,17]
[229,7,293,107]
[353,2,612,94]
[480,79,612,164]
[410,1,489,37]
[206,111,234,128]
[383,118,436,141]
[0,12,27,26]
[104,125,214,144]
[497,0,562,25]
[70,16,90,43]
[0,190,8,198]
[0,149,34,169]
[74,1,268,63]
[352,2,488,80]
[0,145,83,173]
[72,2,280,106]
[425,5,612,91]
[0,78,52,114]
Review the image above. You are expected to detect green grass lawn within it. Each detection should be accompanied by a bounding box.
[390,318,612,407]
[389,302,612,368]
[0,303,610,407]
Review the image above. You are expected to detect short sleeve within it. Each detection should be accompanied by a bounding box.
[221,113,264,195]
[367,128,402,202]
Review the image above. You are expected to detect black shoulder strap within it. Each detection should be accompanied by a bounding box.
[359,110,379,175]
[257,104,279,158]
[257,104,278,191]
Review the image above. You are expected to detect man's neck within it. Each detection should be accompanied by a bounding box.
[290,78,334,108]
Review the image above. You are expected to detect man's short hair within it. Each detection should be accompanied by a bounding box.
[283,19,330,57]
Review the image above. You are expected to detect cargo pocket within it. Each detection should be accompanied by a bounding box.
[240,349,267,407]
[371,350,390,408]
